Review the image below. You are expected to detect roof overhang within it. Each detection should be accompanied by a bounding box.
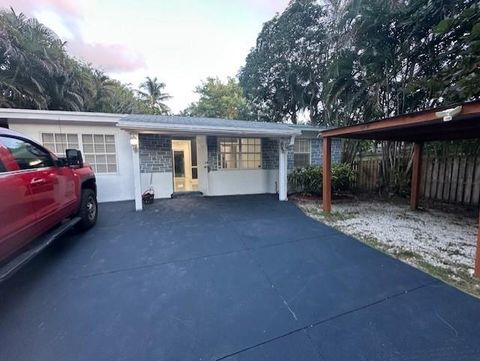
[1,108,126,125]
[0,108,302,138]
[321,101,480,142]
[117,120,301,138]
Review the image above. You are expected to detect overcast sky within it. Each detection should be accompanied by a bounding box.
[1,0,289,113]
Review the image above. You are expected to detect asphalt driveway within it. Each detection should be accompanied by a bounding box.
[1,195,479,360]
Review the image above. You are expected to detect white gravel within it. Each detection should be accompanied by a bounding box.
[299,200,478,274]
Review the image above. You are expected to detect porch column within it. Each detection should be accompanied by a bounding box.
[278,139,288,201]
[475,212,480,278]
[130,132,143,211]
[410,142,423,210]
[322,137,332,212]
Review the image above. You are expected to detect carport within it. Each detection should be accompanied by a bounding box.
[321,101,480,277]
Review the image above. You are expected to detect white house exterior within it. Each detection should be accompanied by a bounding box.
[1,108,341,211]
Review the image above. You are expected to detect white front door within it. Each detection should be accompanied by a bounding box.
[196,135,209,195]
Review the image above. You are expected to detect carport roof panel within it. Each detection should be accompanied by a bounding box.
[321,101,480,142]
[118,114,301,137]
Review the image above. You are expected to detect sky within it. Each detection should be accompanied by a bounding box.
[2,0,290,113]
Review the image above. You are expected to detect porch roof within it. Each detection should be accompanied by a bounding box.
[117,114,301,138]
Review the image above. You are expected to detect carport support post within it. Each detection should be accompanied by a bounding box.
[410,142,423,210]
[475,213,480,278]
[131,132,143,211]
[278,139,288,201]
[322,137,332,213]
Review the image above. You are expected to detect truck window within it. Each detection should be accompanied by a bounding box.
[0,158,5,172]
[0,136,53,170]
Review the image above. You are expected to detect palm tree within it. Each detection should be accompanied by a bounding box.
[138,76,171,114]
[0,8,66,109]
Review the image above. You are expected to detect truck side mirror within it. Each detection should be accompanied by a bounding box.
[66,149,83,168]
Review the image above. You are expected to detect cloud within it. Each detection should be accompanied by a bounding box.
[240,0,289,16]
[1,0,145,72]
[0,0,82,16]
[67,41,146,72]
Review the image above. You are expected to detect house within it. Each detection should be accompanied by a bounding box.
[0,108,341,210]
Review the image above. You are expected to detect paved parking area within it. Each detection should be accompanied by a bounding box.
[0,195,479,360]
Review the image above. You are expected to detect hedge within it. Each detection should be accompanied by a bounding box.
[288,163,356,195]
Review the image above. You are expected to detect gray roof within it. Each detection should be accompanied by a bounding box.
[288,123,325,132]
[122,114,295,132]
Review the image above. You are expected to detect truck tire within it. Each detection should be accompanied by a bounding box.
[77,189,97,230]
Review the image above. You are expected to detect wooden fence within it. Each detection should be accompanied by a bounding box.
[352,158,381,192]
[353,156,480,205]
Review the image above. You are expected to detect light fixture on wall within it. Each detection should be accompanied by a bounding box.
[130,133,139,152]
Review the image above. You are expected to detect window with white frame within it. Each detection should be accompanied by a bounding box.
[294,139,311,168]
[218,137,261,169]
[42,133,79,155]
[82,134,117,173]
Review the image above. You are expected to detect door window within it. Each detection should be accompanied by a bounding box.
[0,136,53,170]
[174,151,185,177]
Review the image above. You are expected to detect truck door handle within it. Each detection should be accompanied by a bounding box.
[30,178,47,186]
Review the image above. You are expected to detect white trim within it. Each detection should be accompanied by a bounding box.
[130,133,142,211]
[1,108,126,123]
[117,121,301,137]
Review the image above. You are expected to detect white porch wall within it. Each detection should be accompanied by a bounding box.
[8,121,135,203]
[140,172,173,199]
[207,169,278,196]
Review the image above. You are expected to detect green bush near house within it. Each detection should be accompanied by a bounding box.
[288,164,356,195]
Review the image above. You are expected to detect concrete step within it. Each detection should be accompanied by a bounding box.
[171,191,204,199]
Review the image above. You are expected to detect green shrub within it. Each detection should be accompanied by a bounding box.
[331,163,356,192]
[288,165,322,194]
[288,163,356,195]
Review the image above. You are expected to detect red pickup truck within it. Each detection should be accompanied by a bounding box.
[0,128,97,266]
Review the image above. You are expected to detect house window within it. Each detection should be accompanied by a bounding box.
[294,139,311,168]
[218,137,261,169]
[42,133,79,155]
[82,134,117,173]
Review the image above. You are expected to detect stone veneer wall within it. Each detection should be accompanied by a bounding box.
[138,134,342,174]
[287,138,342,172]
[310,138,322,165]
[331,138,342,163]
[139,134,172,173]
[261,138,278,170]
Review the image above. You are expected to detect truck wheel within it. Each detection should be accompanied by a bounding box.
[77,189,97,230]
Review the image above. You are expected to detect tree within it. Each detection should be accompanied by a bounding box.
[239,0,327,123]
[137,76,171,114]
[0,8,68,109]
[327,0,480,191]
[182,77,254,120]
[240,0,480,192]
[0,8,172,115]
